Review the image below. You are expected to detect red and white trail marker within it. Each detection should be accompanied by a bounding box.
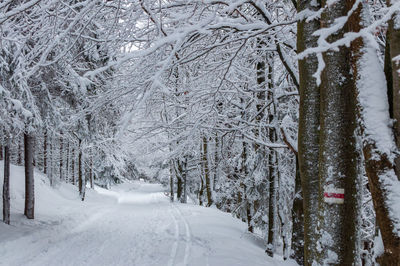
[324,188,344,204]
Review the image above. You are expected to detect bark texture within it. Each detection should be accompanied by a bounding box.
[3,143,10,224]
[389,5,400,181]
[78,139,85,201]
[203,136,213,207]
[291,158,304,265]
[350,2,400,263]
[24,133,35,219]
[297,0,321,263]
[43,130,47,174]
[317,0,358,264]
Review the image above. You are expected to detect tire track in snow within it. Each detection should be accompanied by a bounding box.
[167,204,180,266]
[171,203,192,266]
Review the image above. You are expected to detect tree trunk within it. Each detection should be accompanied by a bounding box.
[291,157,304,265]
[266,62,277,256]
[89,156,93,189]
[48,134,53,186]
[71,146,75,185]
[169,160,174,202]
[66,141,70,183]
[199,175,204,206]
[213,134,219,191]
[389,3,400,182]
[266,147,276,256]
[181,157,188,204]
[203,136,213,207]
[78,139,85,201]
[350,1,400,263]
[43,129,47,175]
[384,30,394,119]
[0,144,3,161]
[317,1,358,264]
[176,160,183,201]
[24,133,34,219]
[3,141,11,224]
[297,0,321,263]
[59,132,63,181]
[17,135,23,165]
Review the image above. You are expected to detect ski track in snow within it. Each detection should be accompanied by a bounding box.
[168,203,192,266]
[168,204,180,266]
[173,203,192,266]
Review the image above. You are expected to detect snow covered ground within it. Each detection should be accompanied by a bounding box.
[0,164,297,266]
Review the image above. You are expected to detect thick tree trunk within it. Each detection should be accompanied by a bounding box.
[3,142,10,224]
[0,144,3,160]
[384,30,394,119]
[24,133,34,219]
[350,2,400,263]
[389,5,400,181]
[316,1,359,264]
[364,149,400,264]
[297,0,321,263]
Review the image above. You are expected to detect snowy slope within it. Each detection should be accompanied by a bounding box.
[0,163,297,266]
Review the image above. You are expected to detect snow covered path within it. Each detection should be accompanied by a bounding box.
[0,165,296,266]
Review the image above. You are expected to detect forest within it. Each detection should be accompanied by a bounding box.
[1,0,400,265]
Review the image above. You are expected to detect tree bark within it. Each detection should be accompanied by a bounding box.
[266,61,277,256]
[388,1,400,182]
[3,141,11,224]
[316,1,359,264]
[297,0,321,264]
[203,136,213,207]
[169,160,174,202]
[66,141,70,183]
[24,133,34,219]
[350,1,400,263]
[78,139,85,201]
[89,156,93,189]
[48,134,53,186]
[181,157,188,203]
[291,158,304,265]
[385,30,394,119]
[17,135,23,165]
[43,129,47,175]
[59,132,63,181]
[71,146,75,185]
